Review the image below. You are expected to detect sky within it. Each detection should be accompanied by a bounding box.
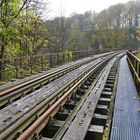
[48,0,134,18]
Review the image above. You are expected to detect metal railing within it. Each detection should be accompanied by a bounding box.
[126,50,140,95]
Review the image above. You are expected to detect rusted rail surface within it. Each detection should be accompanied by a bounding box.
[126,50,140,95]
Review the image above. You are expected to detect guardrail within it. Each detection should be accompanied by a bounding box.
[126,50,140,95]
[0,49,113,82]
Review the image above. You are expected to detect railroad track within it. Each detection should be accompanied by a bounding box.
[19,54,121,140]
[0,52,112,109]
[0,52,122,140]
[61,57,120,140]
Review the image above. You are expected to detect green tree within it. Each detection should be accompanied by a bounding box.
[0,0,28,79]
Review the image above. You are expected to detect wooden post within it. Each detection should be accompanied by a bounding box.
[68,53,70,62]
[49,54,53,68]
[63,53,65,64]
[41,56,44,71]
[57,54,60,65]
[30,56,33,74]
[0,59,3,80]
[14,58,18,78]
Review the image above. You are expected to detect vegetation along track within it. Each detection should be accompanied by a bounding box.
[0,52,123,140]
[0,52,112,109]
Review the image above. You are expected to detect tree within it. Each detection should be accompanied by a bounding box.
[46,17,73,53]
[0,0,28,79]
[0,0,49,80]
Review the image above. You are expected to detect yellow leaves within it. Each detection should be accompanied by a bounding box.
[0,27,19,37]
[63,50,72,59]
[23,24,32,31]
[6,42,22,57]
[44,40,49,44]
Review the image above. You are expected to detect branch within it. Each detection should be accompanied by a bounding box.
[9,0,28,25]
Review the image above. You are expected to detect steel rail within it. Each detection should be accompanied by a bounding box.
[61,57,119,140]
[0,60,102,139]
[0,52,113,95]
[0,54,108,108]
[0,59,90,96]
[0,54,116,140]
[16,54,117,140]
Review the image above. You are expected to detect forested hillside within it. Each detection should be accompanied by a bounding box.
[46,0,140,52]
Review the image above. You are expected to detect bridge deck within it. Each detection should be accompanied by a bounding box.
[110,56,140,140]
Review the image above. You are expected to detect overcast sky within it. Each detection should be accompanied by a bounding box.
[48,0,134,18]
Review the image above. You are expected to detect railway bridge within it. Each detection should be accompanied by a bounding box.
[0,50,140,140]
